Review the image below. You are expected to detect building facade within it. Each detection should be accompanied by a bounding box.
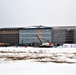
[0,26,76,46]
[0,28,19,45]
[52,28,66,46]
[52,26,76,46]
[19,26,52,46]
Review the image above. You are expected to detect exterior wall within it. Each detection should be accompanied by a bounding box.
[74,30,76,43]
[0,29,19,45]
[19,28,52,45]
[66,29,74,43]
[52,29,66,46]
[52,27,76,46]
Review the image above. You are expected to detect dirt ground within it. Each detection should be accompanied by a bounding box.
[0,50,76,64]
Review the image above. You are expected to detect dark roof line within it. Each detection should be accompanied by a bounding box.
[0,25,76,30]
[0,25,52,30]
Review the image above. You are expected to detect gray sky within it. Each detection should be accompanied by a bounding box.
[0,0,76,28]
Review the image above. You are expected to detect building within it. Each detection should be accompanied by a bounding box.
[52,28,66,46]
[52,26,76,46]
[19,25,52,46]
[0,28,19,45]
[0,26,76,47]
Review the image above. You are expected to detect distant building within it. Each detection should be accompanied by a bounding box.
[0,26,76,47]
[52,26,76,46]
[19,25,52,46]
[0,28,19,45]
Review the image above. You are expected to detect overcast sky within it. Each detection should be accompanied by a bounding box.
[0,0,76,28]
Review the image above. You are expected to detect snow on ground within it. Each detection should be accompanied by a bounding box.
[0,60,76,75]
[0,46,76,52]
[0,47,76,75]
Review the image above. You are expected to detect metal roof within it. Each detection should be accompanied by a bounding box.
[24,25,52,29]
[52,26,76,30]
[0,25,52,30]
[1,25,76,30]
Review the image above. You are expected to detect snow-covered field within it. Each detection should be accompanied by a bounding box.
[0,47,76,75]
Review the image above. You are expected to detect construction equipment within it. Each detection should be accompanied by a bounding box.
[36,34,53,47]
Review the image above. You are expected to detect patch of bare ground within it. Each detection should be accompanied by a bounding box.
[0,50,76,63]
[36,59,76,64]
[0,51,26,53]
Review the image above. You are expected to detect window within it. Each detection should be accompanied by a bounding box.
[47,29,49,31]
